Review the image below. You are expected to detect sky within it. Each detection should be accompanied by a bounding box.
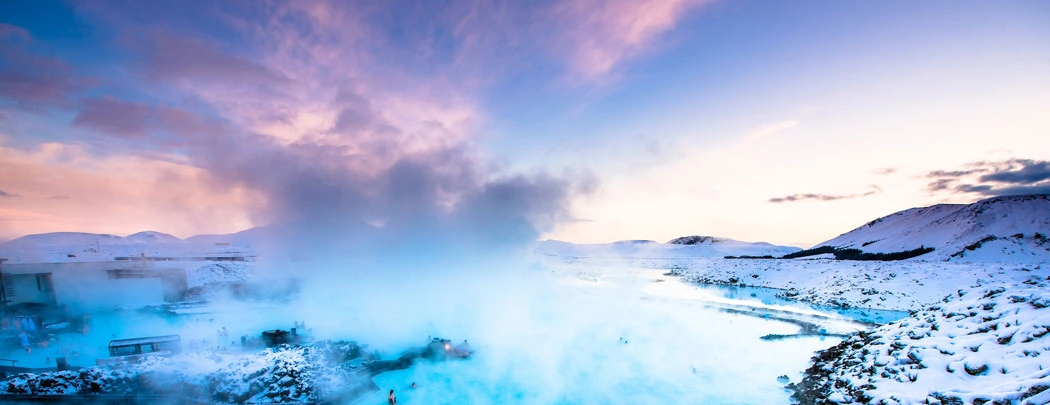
[0,0,1048,246]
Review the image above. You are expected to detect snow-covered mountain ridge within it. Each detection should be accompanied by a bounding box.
[817,195,1050,262]
[537,236,801,259]
[0,229,259,264]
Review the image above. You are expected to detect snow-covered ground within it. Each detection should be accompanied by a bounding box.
[791,284,1050,404]
[540,255,1048,312]
[538,249,1050,404]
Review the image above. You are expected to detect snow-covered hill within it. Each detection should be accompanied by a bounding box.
[791,284,1050,404]
[537,236,801,259]
[183,227,267,247]
[125,231,182,244]
[817,195,1050,262]
[0,229,258,264]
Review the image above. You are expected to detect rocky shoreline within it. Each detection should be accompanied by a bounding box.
[786,285,1050,404]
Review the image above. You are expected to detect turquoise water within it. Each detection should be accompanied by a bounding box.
[705,284,910,325]
[350,272,858,404]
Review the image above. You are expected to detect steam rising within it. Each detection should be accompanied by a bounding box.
[140,89,596,350]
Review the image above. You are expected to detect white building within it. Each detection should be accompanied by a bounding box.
[1,261,187,311]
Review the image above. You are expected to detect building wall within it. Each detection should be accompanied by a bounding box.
[3,273,56,305]
[2,262,186,311]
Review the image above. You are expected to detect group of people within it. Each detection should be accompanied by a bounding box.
[15,316,39,353]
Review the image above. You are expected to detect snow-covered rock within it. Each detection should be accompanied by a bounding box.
[187,263,250,288]
[790,284,1050,404]
[0,342,374,403]
[817,195,1050,262]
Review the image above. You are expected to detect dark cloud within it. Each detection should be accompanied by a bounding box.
[926,178,955,192]
[927,169,983,178]
[979,159,1050,185]
[72,98,150,138]
[46,195,71,200]
[0,189,19,197]
[0,23,86,108]
[124,30,290,88]
[70,93,591,273]
[955,184,994,194]
[987,184,1050,196]
[872,167,896,175]
[926,159,1050,197]
[329,89,401,138]
[768,187,880,204]
[73,97,233,150]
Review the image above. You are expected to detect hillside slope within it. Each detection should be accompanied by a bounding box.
[817,195,1050,262]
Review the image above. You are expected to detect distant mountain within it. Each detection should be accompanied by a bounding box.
[1,232,130,248]
[668,235,727,245]
[126,231,182,244]
[611,240,659,245]
[183,227,267,246]
[0,228,258,264]
[538,237,801,259]
[816,194,1050,262]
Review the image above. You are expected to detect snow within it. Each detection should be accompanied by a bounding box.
[0,229,257,264]
[125,231,182,244]
[791,284,1050,404]
[186,262,250,287]
[818,195,1050,261]
[1,343,373,402]
[537,236,801,260]
[539,253,1048,312]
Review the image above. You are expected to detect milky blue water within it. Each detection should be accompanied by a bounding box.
[352,269,876,404]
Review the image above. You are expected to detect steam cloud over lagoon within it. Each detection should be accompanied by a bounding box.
[185,115,596,348]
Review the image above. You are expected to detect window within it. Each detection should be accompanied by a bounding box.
[36,274,54,292]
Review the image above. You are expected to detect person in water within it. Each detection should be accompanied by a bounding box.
[388,389,396,404]
[411,382,417,389]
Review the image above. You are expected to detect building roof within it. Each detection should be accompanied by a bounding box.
[109,335,180,348]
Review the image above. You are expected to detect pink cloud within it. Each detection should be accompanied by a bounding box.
[3,1,596,243]
[549,0,712,81]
